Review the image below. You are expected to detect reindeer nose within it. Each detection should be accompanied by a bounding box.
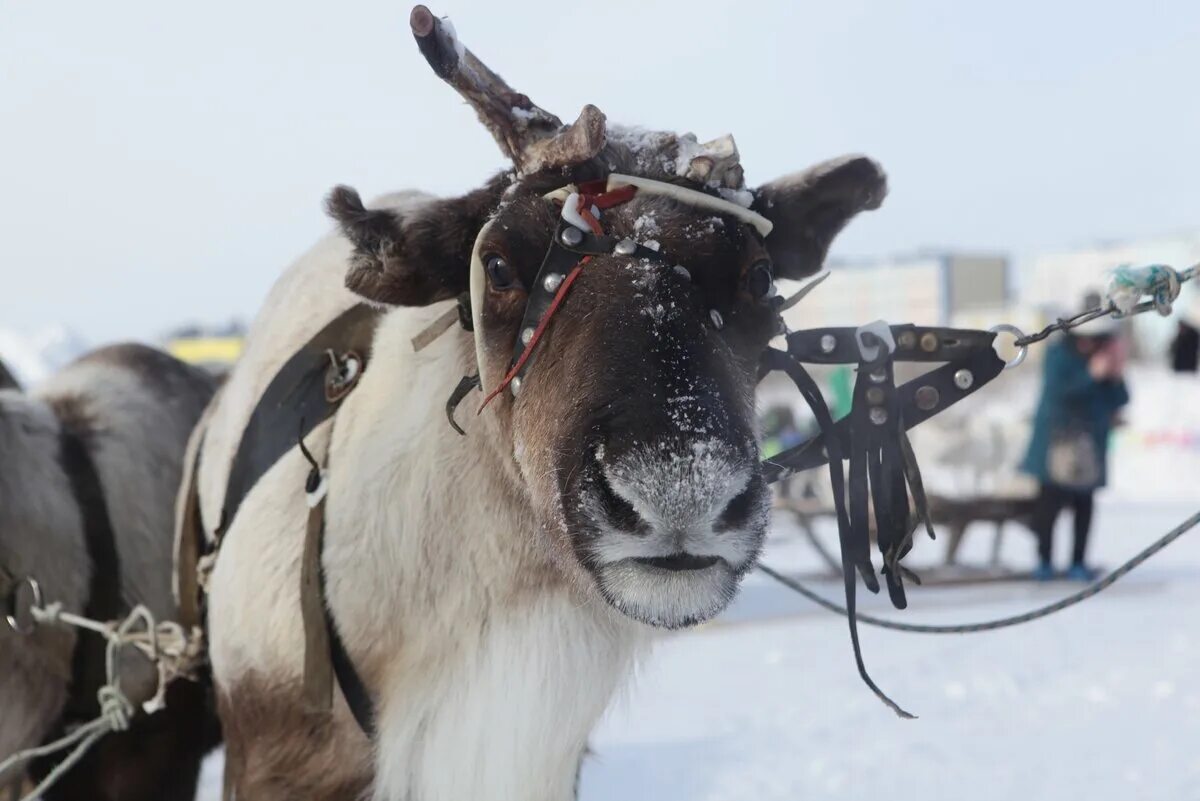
[588,439,768,542]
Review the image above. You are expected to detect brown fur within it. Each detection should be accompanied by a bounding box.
[751,155,888,279]
[43,393,98,443]
[218,676,372,801]
[327,174,510,307]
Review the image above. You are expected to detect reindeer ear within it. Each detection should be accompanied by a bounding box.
[325,182,498,306]
[752,156,887,280]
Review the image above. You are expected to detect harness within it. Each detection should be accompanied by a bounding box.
[54,424,123,727]
[177,173,1017,735]
[176,304,383,736]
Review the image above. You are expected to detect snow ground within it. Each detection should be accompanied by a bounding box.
[199,498,1200,800]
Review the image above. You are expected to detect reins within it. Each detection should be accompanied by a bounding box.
[758,506,1200,634]
[751,260,1196,715]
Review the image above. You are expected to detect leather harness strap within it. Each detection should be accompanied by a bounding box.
[479,184,657,408]
[215,304,382,545]
[27,420,123,782]
[57,424,122,725]
[298,423,377,737]
[758,325,1006,717]
[190,175,1012,735]
[175,438,207,632]
[195,303,384,740]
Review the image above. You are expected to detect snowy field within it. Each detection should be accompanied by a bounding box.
[200,498,1200,800]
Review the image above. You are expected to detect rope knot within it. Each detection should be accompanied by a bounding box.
[31,600,64,626]
[1107,264,1182,316]
[97,685,134,732]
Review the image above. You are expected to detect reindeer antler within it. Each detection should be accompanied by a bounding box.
[410,5,606,176]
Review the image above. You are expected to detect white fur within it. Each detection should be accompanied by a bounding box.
[588,440,761,568]
[199,194,649,800]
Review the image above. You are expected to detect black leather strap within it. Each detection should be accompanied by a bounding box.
[758,325,1008,718]
[314,515,376,738]
[760,348,909,716]
[508,222,671,386]
[216,304,382,541]
[37,424,122,749]
[62,426,121,722]
[445,373,480,435]
[786,325,997,364]
[211,304,384,740]
[762,344,1006,482]
[327,603,375,736]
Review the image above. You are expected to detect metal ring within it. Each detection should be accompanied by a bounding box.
[988,324,1028,370]
[5,576,43,635]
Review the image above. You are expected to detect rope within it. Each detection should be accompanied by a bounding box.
[0,601,201,800]
[757,507,1200,634]
[1014,261,1196,347]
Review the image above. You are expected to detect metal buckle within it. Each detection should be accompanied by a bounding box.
[325,351,364,402]
[5,576,43,634]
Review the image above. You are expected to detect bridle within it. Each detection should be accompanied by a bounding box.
[468,173,775,408]
[463,173,1014,717]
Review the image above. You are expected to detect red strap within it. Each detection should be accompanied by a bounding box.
[592,184,638,210]
[478,186,637,410]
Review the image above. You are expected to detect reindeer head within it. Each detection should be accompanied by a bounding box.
[327,6,886,629]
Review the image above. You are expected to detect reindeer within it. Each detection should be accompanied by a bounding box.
[0,344,218,800]
[192,7,887,799]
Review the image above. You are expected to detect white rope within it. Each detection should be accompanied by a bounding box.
[1106,262,1193,316]
[0,599,202,800]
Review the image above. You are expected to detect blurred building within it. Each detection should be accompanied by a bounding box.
[164,321,245,375]
[781,250,1010,330]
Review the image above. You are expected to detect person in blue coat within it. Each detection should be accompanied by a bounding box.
[1020,313,1130,581]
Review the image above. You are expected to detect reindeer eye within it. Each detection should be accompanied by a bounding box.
[747,260,774,300]
[485,254,517,290]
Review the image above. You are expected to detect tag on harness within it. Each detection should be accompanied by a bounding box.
[855,320,896,363]
[561,192,600,233]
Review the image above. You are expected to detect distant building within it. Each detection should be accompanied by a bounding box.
[781,250,1010,330]
[166,335,243,373]
[164,320,245,374]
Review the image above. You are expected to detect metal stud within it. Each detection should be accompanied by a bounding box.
[920,332,939,352]
[709,309,724,330]
[520,327,535,346]
[510,376,522,396]
[954,369,974,390]
[915,385,940,411]
[865,387,885,405]
[560,227,583,247]
[614,238,637,256]
[869,407,889,426]
[869,369,887,384]
[898,331,917,349]
[820,334,837,354]
[673,265,691,281]
[542,273,563,293]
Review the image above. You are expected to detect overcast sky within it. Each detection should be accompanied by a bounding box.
[2,1,1198,343]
